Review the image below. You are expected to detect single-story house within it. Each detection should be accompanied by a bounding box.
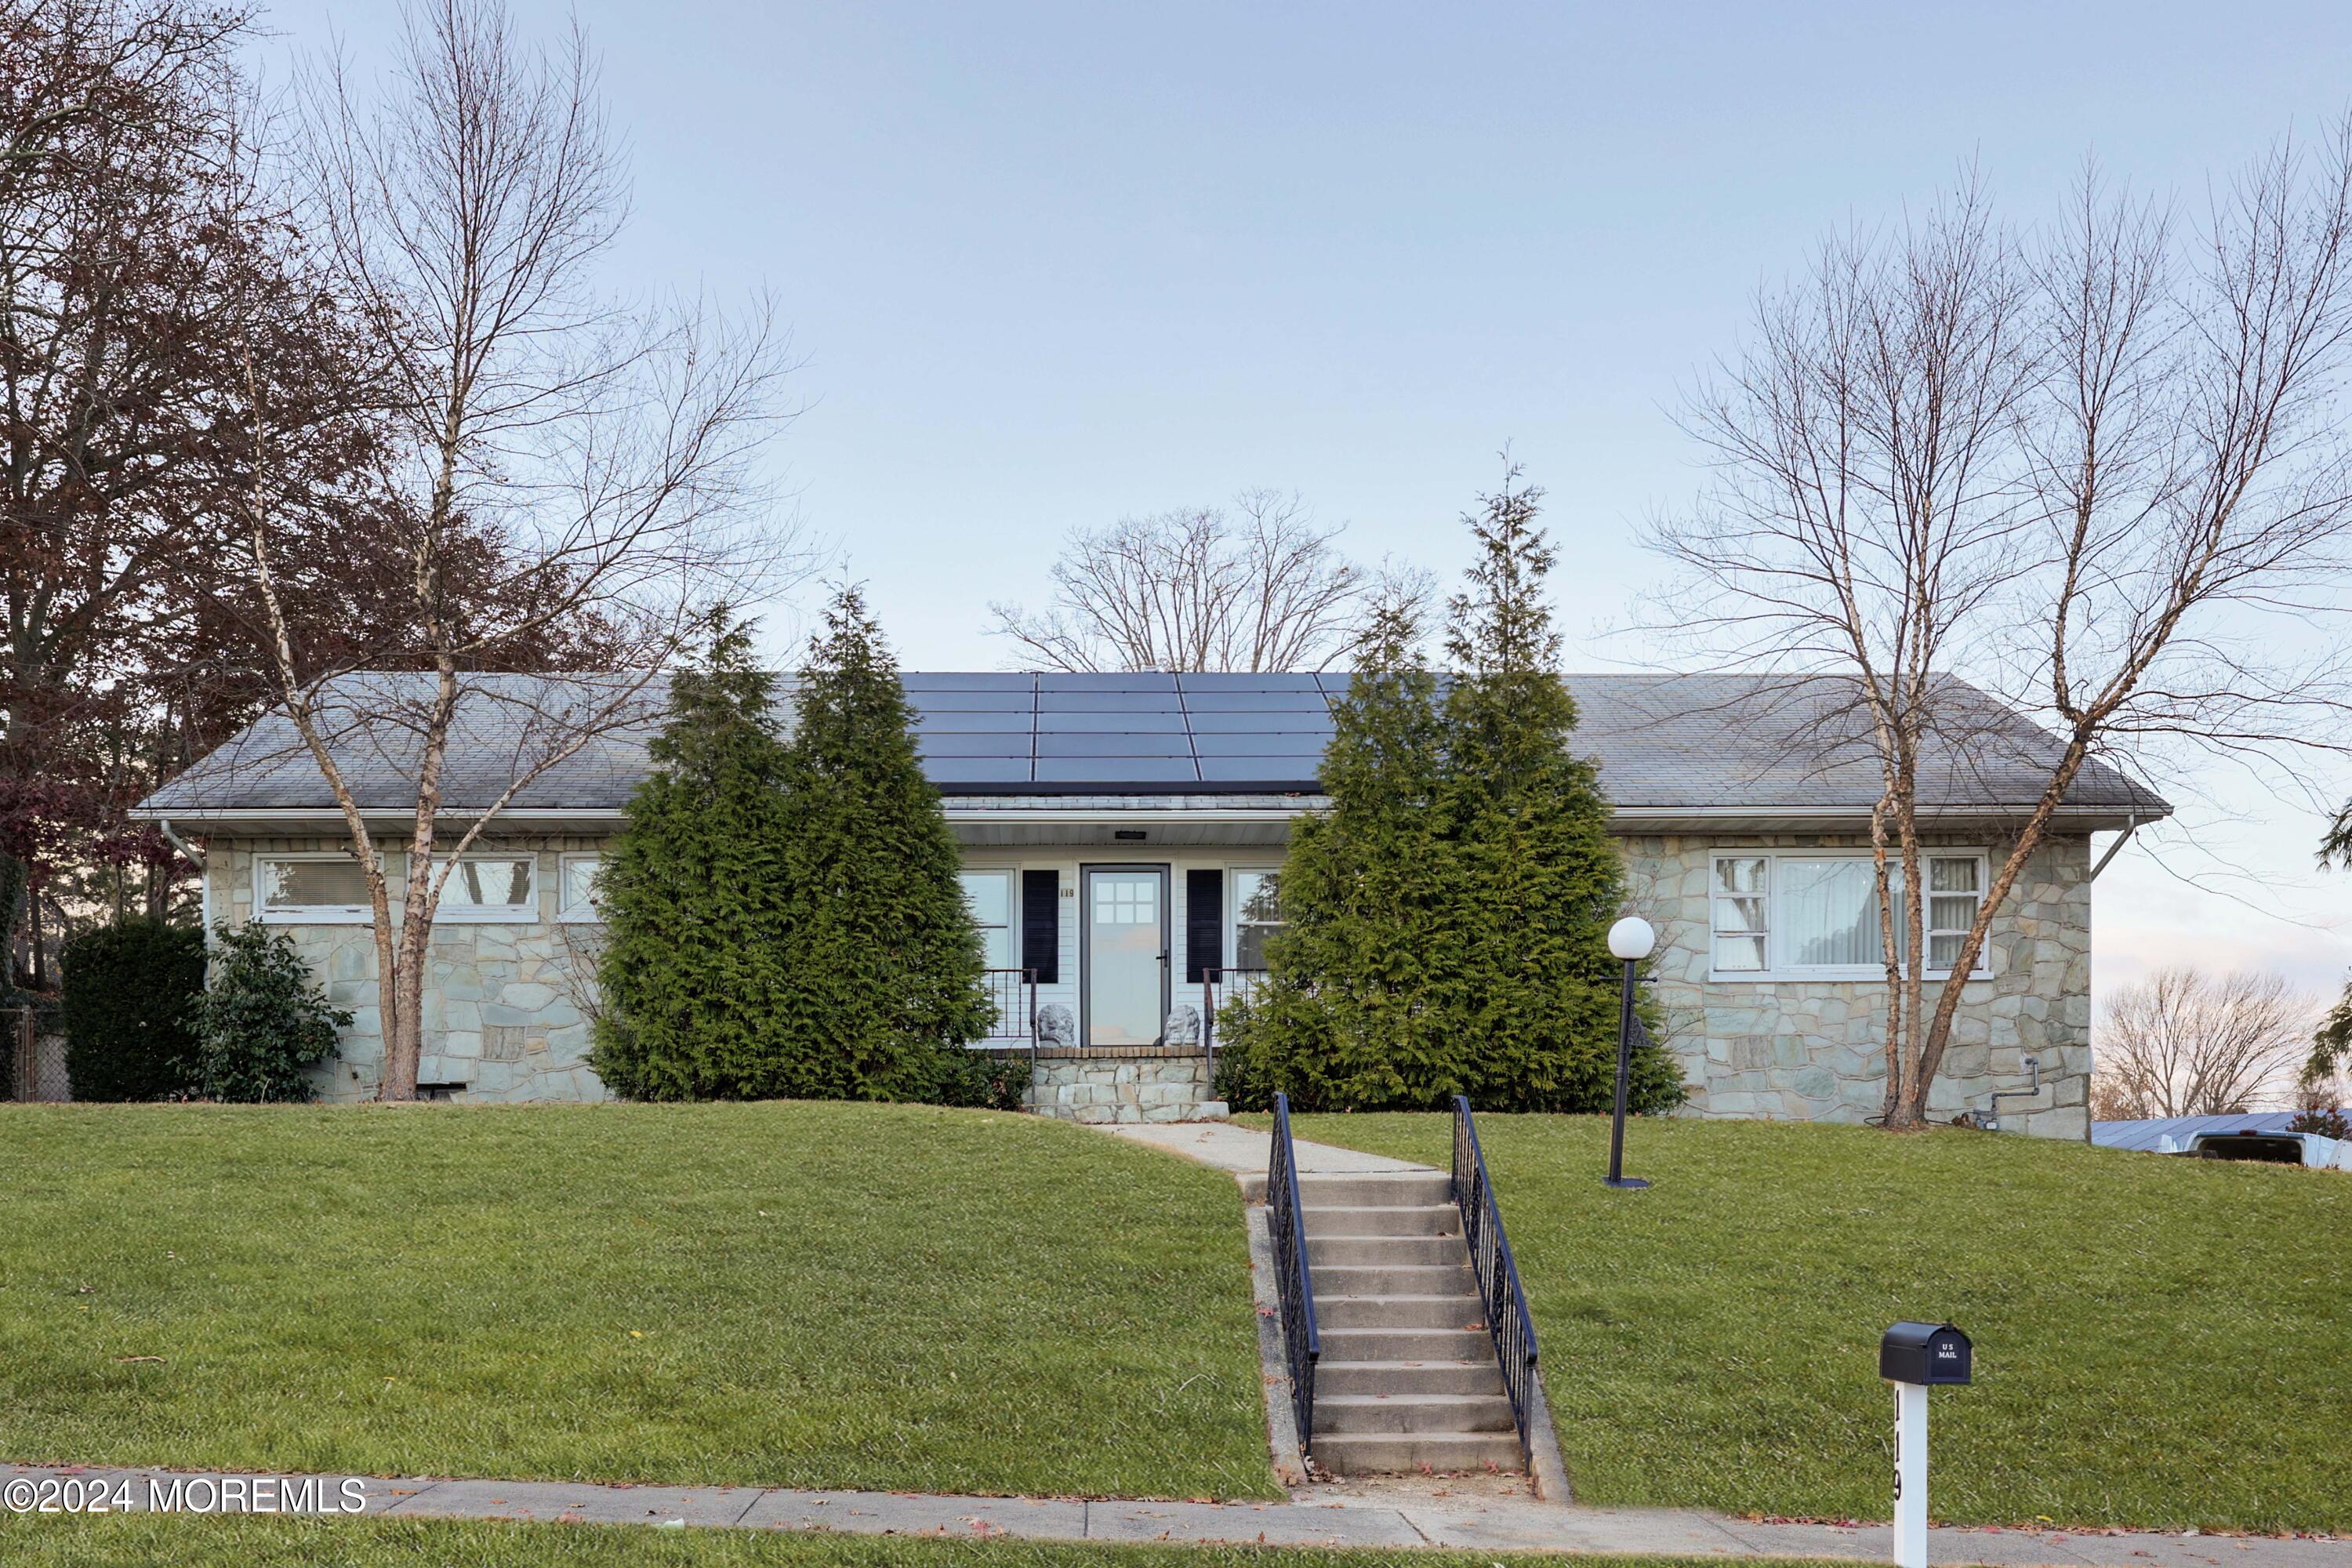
[133,670,2169,1137]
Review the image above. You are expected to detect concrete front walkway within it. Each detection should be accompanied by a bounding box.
[9,1465,2347,1566]
[1096,1116,1434,1179]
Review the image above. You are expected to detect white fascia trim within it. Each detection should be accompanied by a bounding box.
[128,806,625,829]
[138,800,2154,831]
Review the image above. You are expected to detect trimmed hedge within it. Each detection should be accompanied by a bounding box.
[60,919,208,1101]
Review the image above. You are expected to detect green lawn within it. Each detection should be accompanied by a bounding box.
[1275,1113,2352,1533]
[0,1515,1835,1567]
[0,1102,1276,1500]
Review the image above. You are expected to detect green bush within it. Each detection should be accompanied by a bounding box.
[935,1048,1031,1112]
[187,923,351,1102]
[60,919,207,1101]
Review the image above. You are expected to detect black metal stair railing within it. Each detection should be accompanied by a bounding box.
[1266,1091,1322,1451]
[1450,1095,1541,1466]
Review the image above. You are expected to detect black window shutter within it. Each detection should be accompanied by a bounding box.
[1021,869,1059,984]
[1186,869,1224,983]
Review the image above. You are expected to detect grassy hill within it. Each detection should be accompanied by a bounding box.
[0,1102,1276,1501]
[1278,1113,2352,1533]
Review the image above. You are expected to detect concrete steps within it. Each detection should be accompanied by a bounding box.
[1307,1431,1526,1475]
[1287,1171,1525,1478]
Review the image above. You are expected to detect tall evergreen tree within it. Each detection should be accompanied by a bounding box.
[770,588,996,1101]
[1435,466,1682,1112]
[1225,466,1684,1113]
[1219,598,1453,1109]
[591,615,799,1099]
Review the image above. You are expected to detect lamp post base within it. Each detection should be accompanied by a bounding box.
[1603,1176,1650,1190]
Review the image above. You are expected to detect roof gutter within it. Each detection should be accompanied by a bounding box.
[131,800,2158,834]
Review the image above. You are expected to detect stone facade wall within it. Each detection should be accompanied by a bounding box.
[205,837,607,1103]
[206,829,2094,1136]
[1020,1049,1221,1123]
[1624,832,2092,1139]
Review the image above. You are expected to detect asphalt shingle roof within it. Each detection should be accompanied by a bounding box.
[134,669,2171,819]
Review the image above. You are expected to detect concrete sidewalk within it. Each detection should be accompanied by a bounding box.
[10,1465,2347,1566]
[1094,1116,1434,1185]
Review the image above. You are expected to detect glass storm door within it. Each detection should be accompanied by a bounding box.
[1083,866,1168,1047]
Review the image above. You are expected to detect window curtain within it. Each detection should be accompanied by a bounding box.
[1778,858,1882,967]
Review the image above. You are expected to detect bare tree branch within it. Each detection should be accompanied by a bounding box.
[1650,129,2352,1128]
[241,0,808,1100]
[2092,967,2316,1117]
[989,490,1417,671]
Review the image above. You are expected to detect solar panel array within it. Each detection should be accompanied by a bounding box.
[904,672,1344,792]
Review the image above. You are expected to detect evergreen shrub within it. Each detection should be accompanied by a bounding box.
[1222,469,1685,1114]
[60,918,207,1101]
[595,597,994,1102]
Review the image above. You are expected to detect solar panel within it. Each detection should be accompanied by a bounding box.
[902,673,1035,691]
[1189,731,1333,757]
[1036,709,1186,733]
[894,671,1346,795]
[1036,732,1195,757]
[1177,691,1331,713]
[1037,673,1178,693]
[1197,757,1323,784]
[912,710,1036,735]
[905,689,1035,712]
[1185,710,1339,733]
[924,758,1036,784]
[1035,757,1200,784]
[1037,691,1185,713]
[917,733,1036,758]
[1178,673,1324,692]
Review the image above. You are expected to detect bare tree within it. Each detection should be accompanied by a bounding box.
[1655,130,2352,1129]
[989,489,1418,671]
[2093,967,2314,1117]
[240,0,803,1101]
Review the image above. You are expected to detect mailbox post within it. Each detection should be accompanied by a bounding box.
[1879,1322,1971,1568]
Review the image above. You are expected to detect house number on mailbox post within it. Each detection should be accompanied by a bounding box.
[1878,1323,1973,1568]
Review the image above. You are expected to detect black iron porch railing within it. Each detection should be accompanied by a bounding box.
[1266,1091,1321,1452]
[1450,1095,1541,1468]
[1200,967,1269,1086]
[980,968,1039,1043]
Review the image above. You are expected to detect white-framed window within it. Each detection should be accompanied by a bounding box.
[1711,856,1769,972]
[1231,866,1284,971]
[255,853,373,924]
[558,852,606,923]
[960,868,1017,969]
[1708,851,1990,981]
[432,854,538,923]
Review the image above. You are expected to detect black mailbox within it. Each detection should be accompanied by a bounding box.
[1880,1322,1971,1385]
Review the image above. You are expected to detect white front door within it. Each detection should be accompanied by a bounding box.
[1083,866,1168,1047]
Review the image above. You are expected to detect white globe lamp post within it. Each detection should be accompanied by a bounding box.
[1605,916,1657,1189]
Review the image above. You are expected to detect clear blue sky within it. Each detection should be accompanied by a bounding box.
[253,2,2352,1026]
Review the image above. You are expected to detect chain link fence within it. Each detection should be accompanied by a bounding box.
[3,1004,68,1102]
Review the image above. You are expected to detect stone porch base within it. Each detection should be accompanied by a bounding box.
[996,1046,1228,1123]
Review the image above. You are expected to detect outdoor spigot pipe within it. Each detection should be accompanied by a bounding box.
[1986,1053,2045,1129]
